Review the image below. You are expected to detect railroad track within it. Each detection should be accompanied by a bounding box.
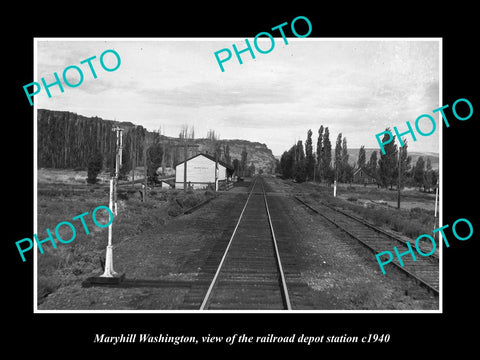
[295,196,439,295]
[194,177,292,310]
[317,200,439,260]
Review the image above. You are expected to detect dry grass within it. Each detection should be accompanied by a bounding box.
[269,177,438,240]
[36,186,213,304]
[310,190,436,239]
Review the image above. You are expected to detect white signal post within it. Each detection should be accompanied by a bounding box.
[101,126,123,279]
[83,127,125,284]
[101,178,118,278]
[434,183,439,236]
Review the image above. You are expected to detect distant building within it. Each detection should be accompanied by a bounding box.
[175,153,234,190]
[353,167,377,185]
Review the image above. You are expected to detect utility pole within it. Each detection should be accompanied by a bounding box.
[162,141,166,175]
[397,147,401,209]
[131,132,135,189]
[215,151,219,191]
[143,135,148,202]
[112,127,124,215]
[333,161,338,197]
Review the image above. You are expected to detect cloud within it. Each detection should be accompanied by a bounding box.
[140,79,297,108]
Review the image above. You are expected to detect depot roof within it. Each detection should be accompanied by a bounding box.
[174,153,234,170]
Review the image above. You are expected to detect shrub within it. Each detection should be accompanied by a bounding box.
[167,202,183,217]
[205,189,215,198]
[182,194,202,209]
[402,221,426,239]
[410,207,424,215]
[117,192,129,200]
[87,151,103,184]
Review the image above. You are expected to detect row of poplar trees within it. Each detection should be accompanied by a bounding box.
[279,126,353,184]
[375,128,438,191]
[37,110,199,184]
[37,110,148,183]
[279,126,437,190]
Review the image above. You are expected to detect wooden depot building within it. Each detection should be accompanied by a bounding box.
[175,153,234,190]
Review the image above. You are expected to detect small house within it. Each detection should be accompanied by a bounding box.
[175,153,234,190]
[353,167,377,185]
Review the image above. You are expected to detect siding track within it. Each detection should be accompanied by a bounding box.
[295,196,439,295]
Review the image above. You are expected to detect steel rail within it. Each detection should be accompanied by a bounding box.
[261,180,292,310]
[317,199,439,260]
[295,196,439,295]
[199,178,258,310]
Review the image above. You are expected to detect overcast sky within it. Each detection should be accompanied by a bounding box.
[36,38,440,156]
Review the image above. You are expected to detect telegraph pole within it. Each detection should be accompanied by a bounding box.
[397,147,401,209]
[215,150,218,191]
[112,127,124,215]
[333,161,338,197]
[143,136,148,202]
[162,141,166,175]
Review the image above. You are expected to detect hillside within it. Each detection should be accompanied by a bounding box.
[192,138,276,173]
[346,148,439,170]
[37,109,276,174]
